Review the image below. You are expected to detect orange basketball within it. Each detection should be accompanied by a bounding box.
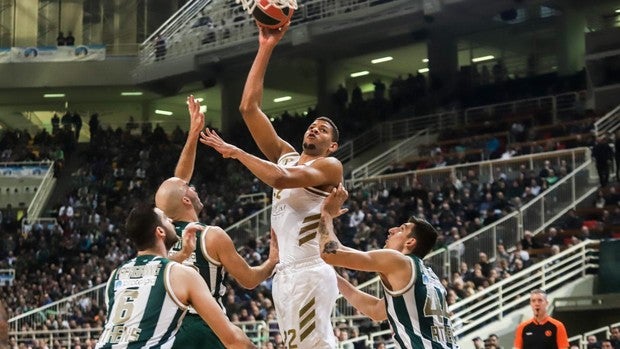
[252,0,294,29]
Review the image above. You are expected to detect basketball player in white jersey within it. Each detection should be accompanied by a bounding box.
[95,204,254,349]
[199,24,343,349]
[318,184,459,349]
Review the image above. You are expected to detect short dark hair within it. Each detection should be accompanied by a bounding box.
[126,203,160,250]
[316,116,339,142]
[407,216,438,258]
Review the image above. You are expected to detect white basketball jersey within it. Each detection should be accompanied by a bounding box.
[271,152,330,265]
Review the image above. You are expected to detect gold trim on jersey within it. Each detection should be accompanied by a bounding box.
[299,297,316,342]
[298,214,321,246]
[165,262,189,310]
[304,186,329,197]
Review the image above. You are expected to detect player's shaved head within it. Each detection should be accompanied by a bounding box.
[155,177,187,219]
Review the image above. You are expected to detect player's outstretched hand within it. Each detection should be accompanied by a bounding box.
[187,95,205,136]
[199,128,240,159]
[180,222,202,256]
[258,21,289,47]
[322,183,348,218]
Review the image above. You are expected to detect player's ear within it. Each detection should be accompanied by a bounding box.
[328,142,338,154]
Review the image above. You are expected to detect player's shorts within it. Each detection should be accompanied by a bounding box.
[273,257,338,349]
[172,313,225,349]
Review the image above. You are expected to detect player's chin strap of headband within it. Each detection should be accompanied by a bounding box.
[236,0,298,14]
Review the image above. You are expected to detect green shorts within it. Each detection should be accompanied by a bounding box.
[172,313,225,349]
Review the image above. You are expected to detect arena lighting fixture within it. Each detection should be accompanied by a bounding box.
[472,55,495,63]
[350,71,369,78]
[418,68,430,73]
[155,109,173,116]
[422,58,429,63]
[273,96,292,103]
[43,93,65,98]
[120,91,143,96]
[616,9,620,13]
[371,56,393,64]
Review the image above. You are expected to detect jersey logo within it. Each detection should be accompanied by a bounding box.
[545,330,552,337]
[298,214,320,246]
[272,203,286,217]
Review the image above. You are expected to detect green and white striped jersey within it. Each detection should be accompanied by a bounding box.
[96,255,187,349]
[382,254,458,349]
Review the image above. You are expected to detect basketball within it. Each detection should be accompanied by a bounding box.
[252,0,294,29]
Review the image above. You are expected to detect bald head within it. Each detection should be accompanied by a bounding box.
[155,177,201,220]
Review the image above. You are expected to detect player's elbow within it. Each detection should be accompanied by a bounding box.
[239,101,258,118]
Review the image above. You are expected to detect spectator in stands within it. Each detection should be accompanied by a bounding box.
[487,334,503,349]
[65,31,75,46]
[543,227,564,247]
[610,326,620,348]
[587,334,601,349]
[592,135,614,187]
[56,32,66,46]
[473,336,484,349]
[600,339,614,349]
[155,34,167,61]
[72,112,82,141]
[521,230,543,250]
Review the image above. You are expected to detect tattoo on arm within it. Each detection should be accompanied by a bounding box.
[319,215,339,254]
[323,241,339,254]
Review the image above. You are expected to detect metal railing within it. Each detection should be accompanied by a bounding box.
[463,91,581,125]
[451,240,599,337]
[424,155,596,281]
[593,104,620,137]
[137,0,419,66]
[9,284,106,333]
[333,110,458,165]
[9,320,269,347]
[349,128,431,185]
[26,161,55,219]
[568,322,620,349]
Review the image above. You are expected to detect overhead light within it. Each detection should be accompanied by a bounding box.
[155,109,173,116]
[422,58,429,63]
[43,93,65,98]
[273,96,292,103]
[350,71,369,78]
[472,55,495,63]
[418,68,429,73]
[121,91,143,96]
[371,56,393,64]
[615,8,620,13]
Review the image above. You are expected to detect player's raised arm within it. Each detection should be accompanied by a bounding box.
[239,24,294,163]
[200,128,342,189]
[175,95,205,182]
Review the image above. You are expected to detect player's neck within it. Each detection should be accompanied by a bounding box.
[534,313,549,323]
[138,247,166,258]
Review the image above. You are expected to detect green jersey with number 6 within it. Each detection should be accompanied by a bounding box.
[382,255,458,349]
[96,255,187,349]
